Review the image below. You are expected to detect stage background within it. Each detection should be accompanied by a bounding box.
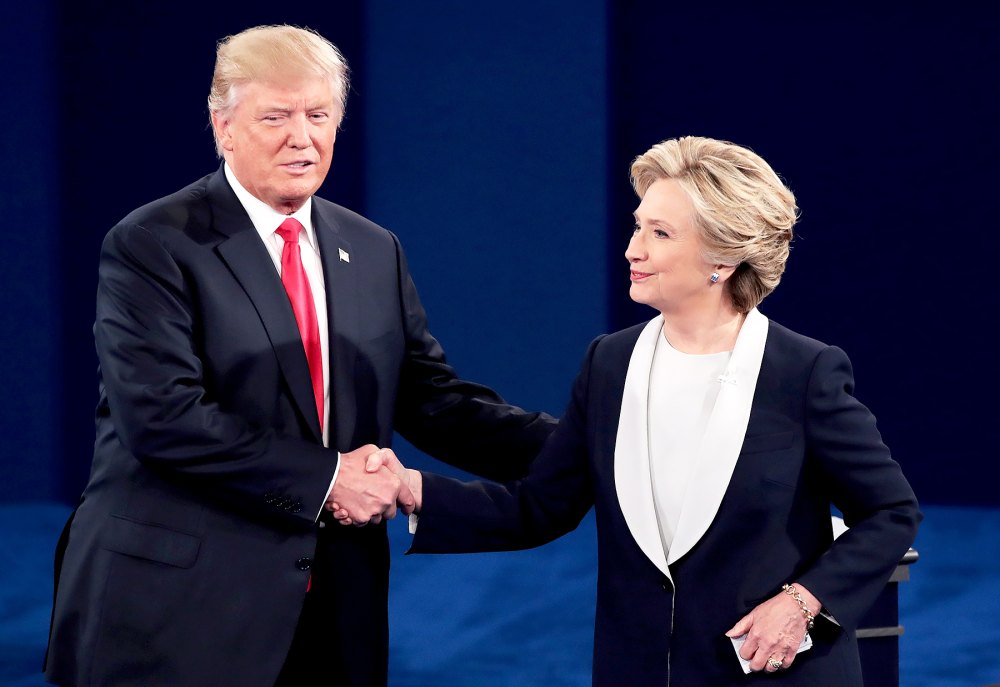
[2,2,997,685]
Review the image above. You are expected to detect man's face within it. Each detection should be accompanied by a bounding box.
[213,76,338,214]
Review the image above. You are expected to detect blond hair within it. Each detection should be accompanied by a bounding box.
[207,25,349,153]
[630,136,798,313]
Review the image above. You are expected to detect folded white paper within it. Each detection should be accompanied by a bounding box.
[729,632,812,674]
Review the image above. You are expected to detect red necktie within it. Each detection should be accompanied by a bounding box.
[276,218,324,432]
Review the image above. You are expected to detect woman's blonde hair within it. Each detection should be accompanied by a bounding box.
[630,136,798,313]
[207,25,350,153]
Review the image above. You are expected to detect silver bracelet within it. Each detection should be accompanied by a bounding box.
[782,583,816,630]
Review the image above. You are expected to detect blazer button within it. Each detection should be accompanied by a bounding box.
[296,557,312,571]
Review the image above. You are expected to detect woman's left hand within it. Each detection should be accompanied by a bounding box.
[725,584,820,673]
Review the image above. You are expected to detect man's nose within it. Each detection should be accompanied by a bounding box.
[286,114,311,148]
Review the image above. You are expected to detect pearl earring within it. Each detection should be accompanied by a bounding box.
[710,272,720,283]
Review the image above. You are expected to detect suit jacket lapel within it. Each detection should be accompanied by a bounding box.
[667,308,769,565]
[614,316,670,578]
[209,170,323,443]
[613,309,770,576]
[313,206,358,453]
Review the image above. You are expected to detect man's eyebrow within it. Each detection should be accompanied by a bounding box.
[256,103,332,113]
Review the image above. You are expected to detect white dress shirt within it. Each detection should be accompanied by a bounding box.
[223,164,338,517]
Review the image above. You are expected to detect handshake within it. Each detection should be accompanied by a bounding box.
[323,444,423,526]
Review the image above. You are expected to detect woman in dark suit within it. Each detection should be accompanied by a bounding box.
[347,136,920,685]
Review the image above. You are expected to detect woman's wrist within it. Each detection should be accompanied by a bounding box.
[406,469,423,512]
[782,583,819,629]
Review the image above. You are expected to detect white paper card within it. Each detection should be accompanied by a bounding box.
[729,632,813,674]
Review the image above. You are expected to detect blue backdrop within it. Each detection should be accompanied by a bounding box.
[2,2,997,507]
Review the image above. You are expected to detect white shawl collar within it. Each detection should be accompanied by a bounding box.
[613,308,769,579]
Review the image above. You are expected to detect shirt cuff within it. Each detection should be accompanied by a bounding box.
[408,512,419,534]
[315,451,342,522]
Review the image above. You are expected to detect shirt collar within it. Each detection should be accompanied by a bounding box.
[223,162,316,249]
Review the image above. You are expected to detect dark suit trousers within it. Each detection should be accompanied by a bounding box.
[275,523,389,687]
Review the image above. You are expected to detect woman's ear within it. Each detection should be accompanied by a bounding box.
[711,264,738,284]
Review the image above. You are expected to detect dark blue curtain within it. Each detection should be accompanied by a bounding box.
[608,4,1000,505]
[1,2,996,506]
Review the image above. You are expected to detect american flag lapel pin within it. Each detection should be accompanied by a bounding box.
[339,248,350,263]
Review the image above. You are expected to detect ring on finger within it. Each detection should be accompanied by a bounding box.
[767,657,783,670]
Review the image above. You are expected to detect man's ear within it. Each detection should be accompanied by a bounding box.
[211,111,234,152]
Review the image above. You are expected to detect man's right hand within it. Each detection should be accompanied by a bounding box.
[325,444,415,526]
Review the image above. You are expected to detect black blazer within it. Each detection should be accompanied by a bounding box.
[45,168,554,687]
[411,319,920,686]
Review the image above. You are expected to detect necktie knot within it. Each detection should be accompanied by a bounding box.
[276,217,303,244]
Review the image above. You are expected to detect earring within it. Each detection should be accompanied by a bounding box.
[710,272,720,283]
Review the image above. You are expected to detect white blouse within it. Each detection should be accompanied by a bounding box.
[647,328,732,559]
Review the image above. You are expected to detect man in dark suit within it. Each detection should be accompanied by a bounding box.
[44,24,554,687]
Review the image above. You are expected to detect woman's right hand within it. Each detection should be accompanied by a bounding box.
[363,448,422,511]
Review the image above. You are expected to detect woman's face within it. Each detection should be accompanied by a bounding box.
[626,178,719,315]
